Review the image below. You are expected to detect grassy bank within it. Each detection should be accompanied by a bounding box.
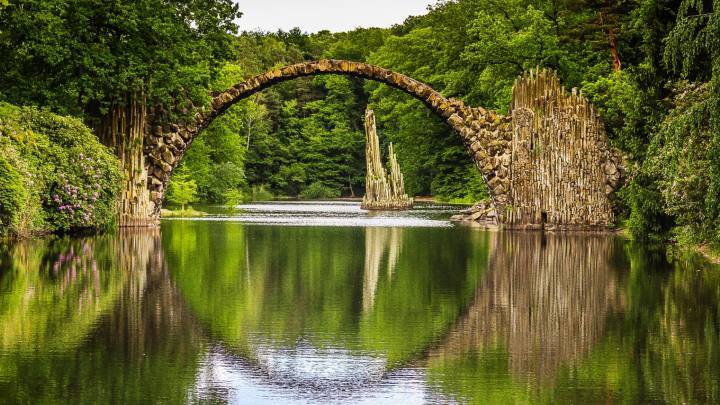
[161,208,208,218]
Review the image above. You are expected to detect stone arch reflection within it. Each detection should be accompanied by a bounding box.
[430,232,624,384]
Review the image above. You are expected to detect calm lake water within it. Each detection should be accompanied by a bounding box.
[1,201,719,404]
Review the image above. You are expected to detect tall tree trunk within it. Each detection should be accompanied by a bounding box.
[97,92,157,227]
[348,174,356,198]
[246,118,253,149]
[608,26,622,72]
[599,11,622,72]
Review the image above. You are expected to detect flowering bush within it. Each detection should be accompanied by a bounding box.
[48,155,109,230]
[0,103,122,236]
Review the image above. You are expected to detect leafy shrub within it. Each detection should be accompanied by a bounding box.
[0,103,122,236]
[205,161,246,203]
[249,184,274,201]
[0,107,42,237]
[299,182,341,200]
[223,189,244,206]
[0,153,26,234]
[622,175,674,243]
[166,172,198,211]
[583,70,662,159]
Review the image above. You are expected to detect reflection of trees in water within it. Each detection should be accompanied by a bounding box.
[0,233,137,351]
[363,227,403,312]
[433,232,623,383]
[621,246,720,404]
[8,224,718,403]
[99,229,203,362]
[84,229,205,403]
[0,229,205,403]
[163,222,487,368]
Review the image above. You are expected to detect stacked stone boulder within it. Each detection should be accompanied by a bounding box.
[450,200,498,227]
[447,104,514,222]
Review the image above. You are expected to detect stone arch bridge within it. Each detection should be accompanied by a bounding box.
[138,59,622,230]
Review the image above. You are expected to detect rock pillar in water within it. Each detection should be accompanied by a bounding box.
[361,109,413,210]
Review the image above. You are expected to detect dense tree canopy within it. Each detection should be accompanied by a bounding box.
[0,0,241,122]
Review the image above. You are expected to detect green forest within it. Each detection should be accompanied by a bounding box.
[0,0,719,247]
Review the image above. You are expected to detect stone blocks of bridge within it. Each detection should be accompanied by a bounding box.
[445,104,514,220]
[144,121,190,215]
[210,60,462,121]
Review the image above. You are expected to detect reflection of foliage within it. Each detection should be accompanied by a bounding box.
[426,233,624,402]
[0,231,205,402]
[163,222,489,366]
[426,346,532,404]
[0,237,126,352]
[359,229,489,364]
[623,246,720,404]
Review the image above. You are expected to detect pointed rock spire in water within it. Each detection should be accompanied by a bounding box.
[387,142,407,198]
[362,108,413,210]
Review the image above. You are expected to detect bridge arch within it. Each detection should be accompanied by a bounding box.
[144,59,513,218]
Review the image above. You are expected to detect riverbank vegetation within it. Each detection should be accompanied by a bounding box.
[0,0,718,248]
[0,103,121,238]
